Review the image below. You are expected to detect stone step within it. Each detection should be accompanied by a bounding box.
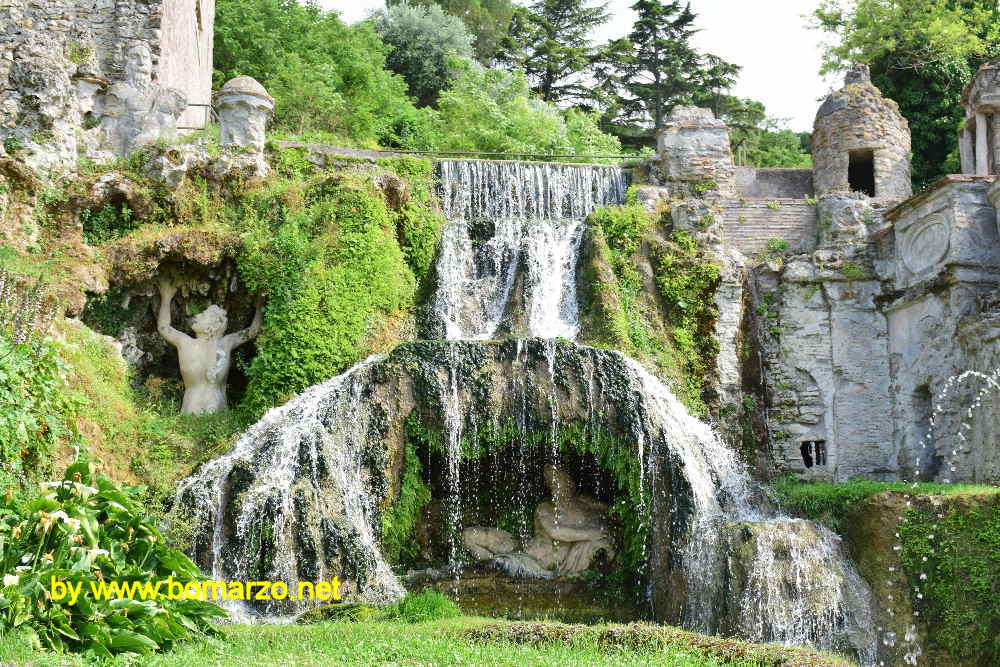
[719,198,819,256]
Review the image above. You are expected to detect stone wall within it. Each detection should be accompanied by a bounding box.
[752,179,1000,484]
[883,177,1000,482]
[732,167,813,199]
[0,0,211,170]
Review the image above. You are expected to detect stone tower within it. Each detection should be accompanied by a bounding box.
[812,64,912,202]
[959,58,1000,176]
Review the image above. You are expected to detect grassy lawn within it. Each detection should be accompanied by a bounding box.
[0,618,850,666]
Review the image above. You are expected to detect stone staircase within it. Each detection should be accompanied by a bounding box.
[719,198,818,256]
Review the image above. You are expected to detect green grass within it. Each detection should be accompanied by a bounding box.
[770,476,998,533]
[0,618,850,666]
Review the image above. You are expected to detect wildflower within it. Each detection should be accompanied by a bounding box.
[66,517,81,531]
[2,574,19,587]
[89,548,110,558]
[49,510,69,522]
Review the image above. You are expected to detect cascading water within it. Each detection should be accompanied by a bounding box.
[178,157,874,662]
[432,160,626,340]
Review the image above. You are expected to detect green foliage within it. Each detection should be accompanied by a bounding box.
[652,232,722,414]
[214,0,420,147]
[769,476,991,533]
[374,2,475,107]
[410,61,621,162]
[496,0,610,105]
[395,0,516,64]
[0,460,225,657]
[765,238,789,254]
[840,261,868,281]
[236,164,429,415]
[0,338,81,490]
[589,202,654,257]
[2,136,22,155]
[80,203,135,245]
[380,433,432,565]
[714,96,811,169]
[379,590,461,623]
[603,0,739,146]
[899,500,1000,662]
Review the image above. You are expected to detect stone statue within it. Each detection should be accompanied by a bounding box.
[157,279,263,415]
[462,465,615,578]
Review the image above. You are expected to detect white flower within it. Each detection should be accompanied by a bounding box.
[39,481,64,488]
[20,554,32,564]
[49,510,69,521]
[89,548,110,557]
[2,574,18,587]
[14,566,29,572]
[73,483,98,496]
[65,517,81,531]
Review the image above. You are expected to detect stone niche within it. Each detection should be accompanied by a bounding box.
[886,177,1000,290]
[812,65,911,203]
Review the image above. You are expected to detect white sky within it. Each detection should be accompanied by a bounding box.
[318,0,842,132]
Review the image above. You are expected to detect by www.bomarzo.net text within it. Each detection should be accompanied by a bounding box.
[49,576,344,606]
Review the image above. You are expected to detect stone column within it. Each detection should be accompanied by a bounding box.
[214,76,274,153]
[976,112,990,174]
[959,122,975,174]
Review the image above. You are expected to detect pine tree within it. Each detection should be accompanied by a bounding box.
[614,0,738,134]
[496,0,611,105]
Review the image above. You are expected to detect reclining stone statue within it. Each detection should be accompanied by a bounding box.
[157,279,263,415]
[462,464,615,578]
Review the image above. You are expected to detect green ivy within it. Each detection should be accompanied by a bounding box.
[0,337,82,489]
[236,163,440,416]
[80,203,136,245]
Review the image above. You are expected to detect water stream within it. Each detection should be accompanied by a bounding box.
[178,158,875,661]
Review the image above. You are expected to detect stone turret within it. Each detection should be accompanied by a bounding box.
[959,58,1000,175]
[812,64,911,202]
[214,76,274,153]
[656,106,735,195]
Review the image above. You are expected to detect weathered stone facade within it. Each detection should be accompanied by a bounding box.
[0,0,214,170]
[653,65,1000,484]
[812,65,911,202]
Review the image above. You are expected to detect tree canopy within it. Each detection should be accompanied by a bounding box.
[375,1,476,107]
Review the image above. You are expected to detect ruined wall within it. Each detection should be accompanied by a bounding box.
[757,197,894,481]
[0,0,211,170]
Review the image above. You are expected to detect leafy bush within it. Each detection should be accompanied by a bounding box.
[0,460,225,656]
[237,166,429,415]
[0,338,81,490]
[379,590,461,623]
[80,203,136,245]
[410,61,621,161]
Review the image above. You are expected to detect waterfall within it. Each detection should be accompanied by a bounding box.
[432,160,626,340]
[177,157,875,662]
